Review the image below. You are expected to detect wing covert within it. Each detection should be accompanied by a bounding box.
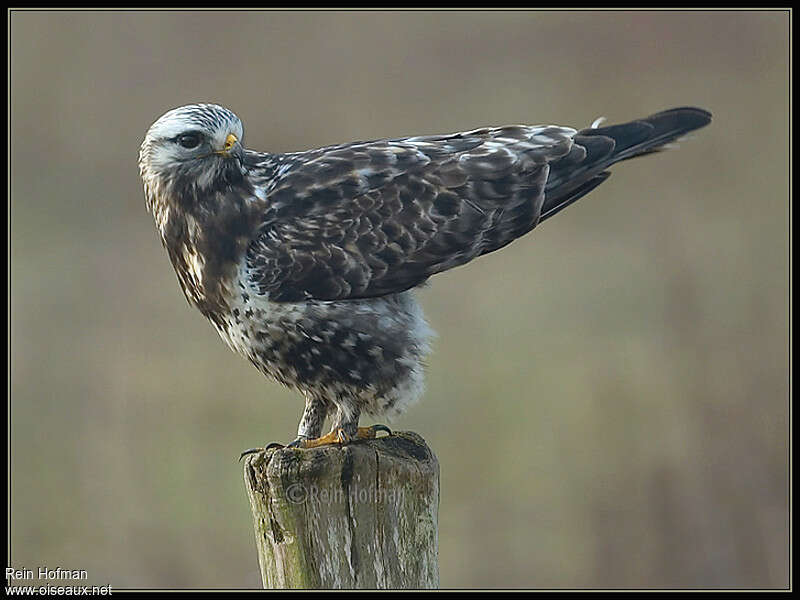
[246,126,576,302]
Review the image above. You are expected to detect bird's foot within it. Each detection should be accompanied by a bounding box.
[238,426,391,459]
[238,435,310,461]
[287,424,392,448]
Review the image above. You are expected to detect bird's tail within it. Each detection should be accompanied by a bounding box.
[539,107,712,222]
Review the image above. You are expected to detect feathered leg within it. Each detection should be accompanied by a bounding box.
[240,401,391,457]
[296,394,329,440]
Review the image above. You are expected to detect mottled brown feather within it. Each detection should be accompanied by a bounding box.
[246,107,711,302]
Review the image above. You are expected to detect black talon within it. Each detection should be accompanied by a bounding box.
[372,424,392,436]
[239,447,264,462]
[239,438,296,462]
[269,436,309,450]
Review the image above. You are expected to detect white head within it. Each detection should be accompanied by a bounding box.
[139,104,246,212]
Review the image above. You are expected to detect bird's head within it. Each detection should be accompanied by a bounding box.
[139,103,246,218]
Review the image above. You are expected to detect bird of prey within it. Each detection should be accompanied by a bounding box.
[139,104,711,452]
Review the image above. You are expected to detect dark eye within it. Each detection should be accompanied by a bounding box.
[177,132,203,149]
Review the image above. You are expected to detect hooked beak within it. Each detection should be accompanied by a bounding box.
[215,133,241,158]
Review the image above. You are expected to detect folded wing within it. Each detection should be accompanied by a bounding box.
[246,107,711,302]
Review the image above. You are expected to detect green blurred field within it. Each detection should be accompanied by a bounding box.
[10,10,788,589]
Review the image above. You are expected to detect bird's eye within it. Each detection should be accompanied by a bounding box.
[177,133,203,149]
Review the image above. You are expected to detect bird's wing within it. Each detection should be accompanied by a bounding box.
[245,107,711,302]
[245,125,575,302]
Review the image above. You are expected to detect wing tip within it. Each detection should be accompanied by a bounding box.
[647,106,713,131]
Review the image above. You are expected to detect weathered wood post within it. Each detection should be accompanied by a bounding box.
[243,431,440,589]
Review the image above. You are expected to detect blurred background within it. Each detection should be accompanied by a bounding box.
[10,10,788,590]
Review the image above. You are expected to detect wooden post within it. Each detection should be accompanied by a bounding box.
[243,431,440,589]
